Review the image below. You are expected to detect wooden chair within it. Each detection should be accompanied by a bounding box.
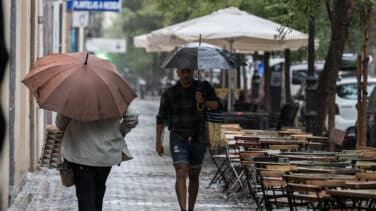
[222,143,250,195]
[291,134,313,141]
[326,177,376,210]
[244,130,280,136]
[306,179,346,188]
[222,124,241,131]
[286,183,327,211]
[268,144,299,152]
[281,128,305,133]
[257,169,289,210]
[306,136,328,151]
[207,148,232,190]
[356,172,376,181]
[238,153,270,209]
[235,136,261,153]
[265,164,298,171]
[359,151,376,159]
[328,128,346,151]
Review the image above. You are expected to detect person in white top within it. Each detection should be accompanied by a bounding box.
[56,111,138,211]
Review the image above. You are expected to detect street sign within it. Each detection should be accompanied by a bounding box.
[72,11,89,27]
[86,38,126,53]
[66,0,121,12]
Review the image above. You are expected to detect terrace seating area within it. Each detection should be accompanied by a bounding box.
[208,124,376,210]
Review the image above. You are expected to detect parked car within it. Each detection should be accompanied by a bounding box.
[297,76,376,133]
[335,76,376,132]
[290,63,324,97]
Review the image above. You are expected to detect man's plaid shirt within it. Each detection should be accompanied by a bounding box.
[156,80,222,137]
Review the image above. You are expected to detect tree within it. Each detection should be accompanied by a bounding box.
[267,0,324,116]
[105,0,165,89]
[354,0,376,146]
[315,0,354,135]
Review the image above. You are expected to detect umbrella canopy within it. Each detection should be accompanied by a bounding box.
[160,42,240,70]
[134,7,310,53]
[23,52,137,121]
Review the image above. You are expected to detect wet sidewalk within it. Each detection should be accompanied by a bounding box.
[8,99,254,211]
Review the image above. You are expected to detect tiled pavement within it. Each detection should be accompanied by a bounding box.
[8,99,254,211]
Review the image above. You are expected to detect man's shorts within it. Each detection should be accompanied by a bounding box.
[170,132,207,169]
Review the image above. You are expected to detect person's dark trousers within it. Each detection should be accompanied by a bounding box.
[70,162,112,211]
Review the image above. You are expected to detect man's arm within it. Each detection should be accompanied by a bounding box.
[155,90,170,155]
[156,123,164,155]
[120,111,139,137]
[202,81,223,111]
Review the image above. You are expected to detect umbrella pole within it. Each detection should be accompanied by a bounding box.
[84,53,89,65]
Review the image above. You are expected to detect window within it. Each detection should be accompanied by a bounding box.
[337,82,376,99]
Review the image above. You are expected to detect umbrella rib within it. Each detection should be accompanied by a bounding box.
[38,67,79,106]
[24,62,77,82]
[89,68,124,115]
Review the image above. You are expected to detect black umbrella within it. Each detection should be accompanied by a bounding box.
[160,42,240,70]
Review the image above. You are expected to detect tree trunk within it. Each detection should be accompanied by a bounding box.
[328,90,336,132]
[305,15,318,133]
[358,2,372,146]
[357,55,362,146]
[314,0,354,135]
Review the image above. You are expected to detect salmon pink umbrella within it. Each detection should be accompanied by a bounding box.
[22,52,137,121]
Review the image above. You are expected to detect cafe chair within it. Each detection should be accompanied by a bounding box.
[286,183,327,211]
[257,169,290,211]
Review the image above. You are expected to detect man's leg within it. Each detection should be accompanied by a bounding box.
[71,163,96,211]
[188,167,201,210]
[174,163,189,211]
[94,166,112,211]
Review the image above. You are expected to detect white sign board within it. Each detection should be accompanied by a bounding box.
[86,38,126,53]
[72,11,89,27]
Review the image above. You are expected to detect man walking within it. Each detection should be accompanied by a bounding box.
[156,68,222,211]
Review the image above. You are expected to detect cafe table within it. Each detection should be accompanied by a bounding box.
[344,181,376,189]
[283,173,355,182]
[327,189,376,209]
[259,139,307,145]
[276,154,336,161]
[289,160,351,168]
[328,189,376,199]
[355,161,376,170]
[294,166,358,175]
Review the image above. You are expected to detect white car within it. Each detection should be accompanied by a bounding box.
[334,76,376,132]
[290,63,324,97]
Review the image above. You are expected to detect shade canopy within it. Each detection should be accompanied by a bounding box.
[134,7,310,53]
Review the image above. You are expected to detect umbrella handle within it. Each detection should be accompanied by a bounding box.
[196,101,205,112]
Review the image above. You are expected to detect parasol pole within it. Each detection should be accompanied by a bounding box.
[197,34,201,80]
[198,34,202,80]
[196,34,205,111]
[84,53,89,65]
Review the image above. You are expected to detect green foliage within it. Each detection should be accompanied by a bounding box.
[348,0,376,53]
[103,0,376,84]
[155,0,242,24]
[104,0,164,83]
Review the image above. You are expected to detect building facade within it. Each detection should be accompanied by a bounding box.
[0,1,70,209]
